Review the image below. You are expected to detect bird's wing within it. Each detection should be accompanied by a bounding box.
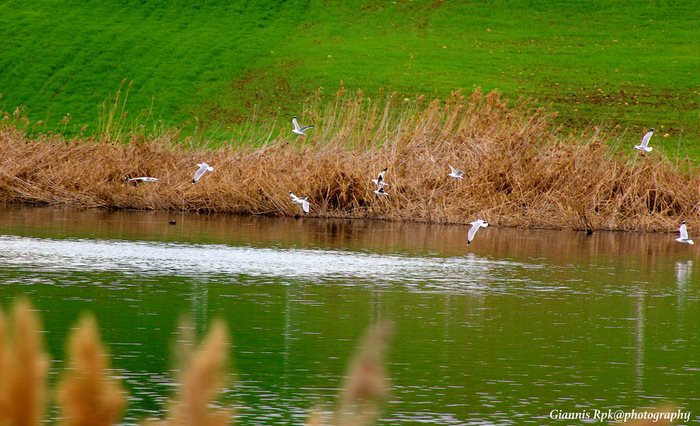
[302,200,310,213]
[193,166,207,182]
[290,192,298,202]
[467,222,481,243]
[292,117,301,131]
[449,164,458,174]
[641,131,653,147]
[299,126,314,132]
[680,223,689,240]
[456,170,464,177]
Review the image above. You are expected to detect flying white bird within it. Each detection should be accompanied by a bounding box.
[374,186,388,196]
[127,177,159,183]
[676,220,694,245]
[372,168,388,188]
[192,162,214,184]
[467,219,489,245]
[634,128,654,152]
[448,164,464,179]
[289,191,310,214]
[292,116,314,135]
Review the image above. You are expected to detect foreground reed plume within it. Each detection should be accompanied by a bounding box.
[307,321,393,426]
[0,296,689,425]
[1,88,698,231]
[335,321,393,426]
[56,315,125,426]
[144,319,232,426]
[0,299,48,426]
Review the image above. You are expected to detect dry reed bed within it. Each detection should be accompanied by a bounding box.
[1,89,697,232]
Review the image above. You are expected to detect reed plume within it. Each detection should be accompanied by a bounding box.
[56,314,125,426]
[0,299,49,426]
[333,321,393,426]
[144,318,232,426]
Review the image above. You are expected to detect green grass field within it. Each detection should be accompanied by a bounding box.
[0,1,698,150]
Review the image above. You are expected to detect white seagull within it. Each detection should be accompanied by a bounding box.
[127,177,159,183]
[289,191,310,214]
[676,220,694,245]
[374,186,388,196]
[448,164,464,179]
[192,162,214,184]
[372,168,388,188]
[292,116,314,136]
[467,219,489,245]
[634,128,654,152]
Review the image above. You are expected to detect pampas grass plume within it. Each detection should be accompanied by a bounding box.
[56,314,125,426]
[0,298,49,426]
[145,318,232,426]
[335,321,393,426]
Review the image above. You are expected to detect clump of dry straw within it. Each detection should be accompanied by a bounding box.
[1,88,698,231]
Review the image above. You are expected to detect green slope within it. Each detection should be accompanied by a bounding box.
[0,0,698,146]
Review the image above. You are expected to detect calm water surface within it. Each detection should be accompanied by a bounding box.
[0,206,698,424]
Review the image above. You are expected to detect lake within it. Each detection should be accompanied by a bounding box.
[0,206,698,424]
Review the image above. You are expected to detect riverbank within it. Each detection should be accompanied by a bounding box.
[1,90,697,232]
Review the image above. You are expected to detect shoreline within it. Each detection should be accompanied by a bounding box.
[1,91,697,233]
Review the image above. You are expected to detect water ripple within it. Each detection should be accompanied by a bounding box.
[0,235,538,292]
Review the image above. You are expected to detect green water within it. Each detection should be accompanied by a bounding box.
[0,206,698,424]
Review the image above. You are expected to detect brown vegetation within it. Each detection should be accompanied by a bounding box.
[56,315,125,426]
[0,298,48,426]
[1,89,698,231]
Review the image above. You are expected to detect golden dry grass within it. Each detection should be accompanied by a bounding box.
[1,89,698,231]
[0,299,49,426]
[56,315,125,426]
[334,321,393,426]
[143,319,233,426]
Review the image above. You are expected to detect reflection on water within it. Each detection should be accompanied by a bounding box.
[0,206,699,424]
[634,289,645,394]
[0,235,544,296]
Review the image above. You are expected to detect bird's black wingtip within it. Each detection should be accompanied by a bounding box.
[467,241,471,245]
[191,179,196,184]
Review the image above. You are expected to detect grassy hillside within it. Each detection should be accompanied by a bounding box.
[0,0,698,147]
